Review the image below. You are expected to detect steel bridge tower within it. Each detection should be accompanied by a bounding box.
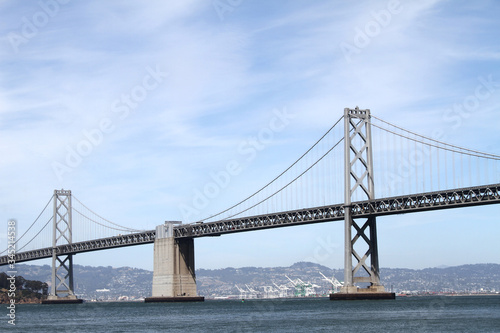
[44,190,82,304]
[332,107,395,300]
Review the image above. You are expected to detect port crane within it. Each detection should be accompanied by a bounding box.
[285,275,318,297]
[319,272,343,293]
[245,284,259,298]
[235,285,247,299]
[272,281,290,298]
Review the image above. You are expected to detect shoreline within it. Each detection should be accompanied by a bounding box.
[3,292,499,304]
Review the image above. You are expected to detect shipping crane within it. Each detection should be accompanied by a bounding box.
[235,284,247,299]
[319,272,343,293]
[286,275,315,297]
[273,281,290,298]
[245,284,259,298]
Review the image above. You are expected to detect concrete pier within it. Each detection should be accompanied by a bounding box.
[145,222,204,303]
[42,295,84,304]
[330,285,395,300]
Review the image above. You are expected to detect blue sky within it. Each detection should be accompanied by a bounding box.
[1,0,500,272]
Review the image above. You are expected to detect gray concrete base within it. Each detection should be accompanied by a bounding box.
[151,232,199,299]
[331,285,395,300]
[330,292,396,300]
[42,296,84,304]
[144,296,204,303]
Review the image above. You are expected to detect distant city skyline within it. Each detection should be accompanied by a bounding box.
[1,0,500,271]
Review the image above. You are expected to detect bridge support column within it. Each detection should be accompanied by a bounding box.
[332,107,394,300]
[43,189,83,304]
[145,222,204,302]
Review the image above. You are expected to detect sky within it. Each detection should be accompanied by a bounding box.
[1,0,500,272]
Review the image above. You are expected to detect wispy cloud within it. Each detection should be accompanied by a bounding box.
[1,0,499,270]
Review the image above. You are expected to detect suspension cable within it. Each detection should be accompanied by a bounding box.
[198,115,345,222]
[72,207,143,232]
[16,216,53,252]
[370,122,500,160]
[220,137,345,221]
[72,195,141,232]
[0,194,54,254]
[372,115,500,159]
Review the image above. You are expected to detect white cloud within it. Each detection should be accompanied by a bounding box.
[1,0,499,270]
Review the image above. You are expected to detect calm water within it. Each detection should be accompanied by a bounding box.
[4,296,500,332]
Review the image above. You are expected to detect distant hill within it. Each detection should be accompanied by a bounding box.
[2,263,499,299]
[197,261,342,297]
[198,262,500,297]
[0,264,152,300]
[381,263,500,293]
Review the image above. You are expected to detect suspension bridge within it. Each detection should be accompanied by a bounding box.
[1,107,499,302]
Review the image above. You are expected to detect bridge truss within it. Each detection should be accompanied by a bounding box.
[2,183,498,265]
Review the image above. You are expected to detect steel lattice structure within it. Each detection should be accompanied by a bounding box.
[0,230,156,265]
[1,183,498,266]
[50,190,75,298]
[342,107,382,290]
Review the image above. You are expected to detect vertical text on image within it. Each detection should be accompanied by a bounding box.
[6,219,17,326]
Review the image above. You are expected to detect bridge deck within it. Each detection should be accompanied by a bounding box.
[1,184,499,266]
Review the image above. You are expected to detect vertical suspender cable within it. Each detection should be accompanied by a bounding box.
[468,152,472,188]
[387,124,392,197]
[403,128,407,194]
[451,152,457,187]
[428,138,432,192]
[414,139,419,193]
[401,130,406,194]
[460,151,463,188]
[486,158,489,185]
[445,149,448,189]
[308,141,311,208]
[437,143,440,190]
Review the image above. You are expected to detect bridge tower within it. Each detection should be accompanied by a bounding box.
[43,189,82,304]
[145,221,204,302]
[332,107,395,300]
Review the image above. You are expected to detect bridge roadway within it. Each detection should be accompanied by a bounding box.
[1,183,499,266]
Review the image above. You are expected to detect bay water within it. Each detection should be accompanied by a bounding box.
[4,295,499,332]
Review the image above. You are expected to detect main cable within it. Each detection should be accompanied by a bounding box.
[72,207,143,233]
[0,194,54,254]
[16,216,52,252]
[72,195,142,232]
[370,122,500,160]
[219,137,344,221]
[372,115,500,159]
[198,115,344,222]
